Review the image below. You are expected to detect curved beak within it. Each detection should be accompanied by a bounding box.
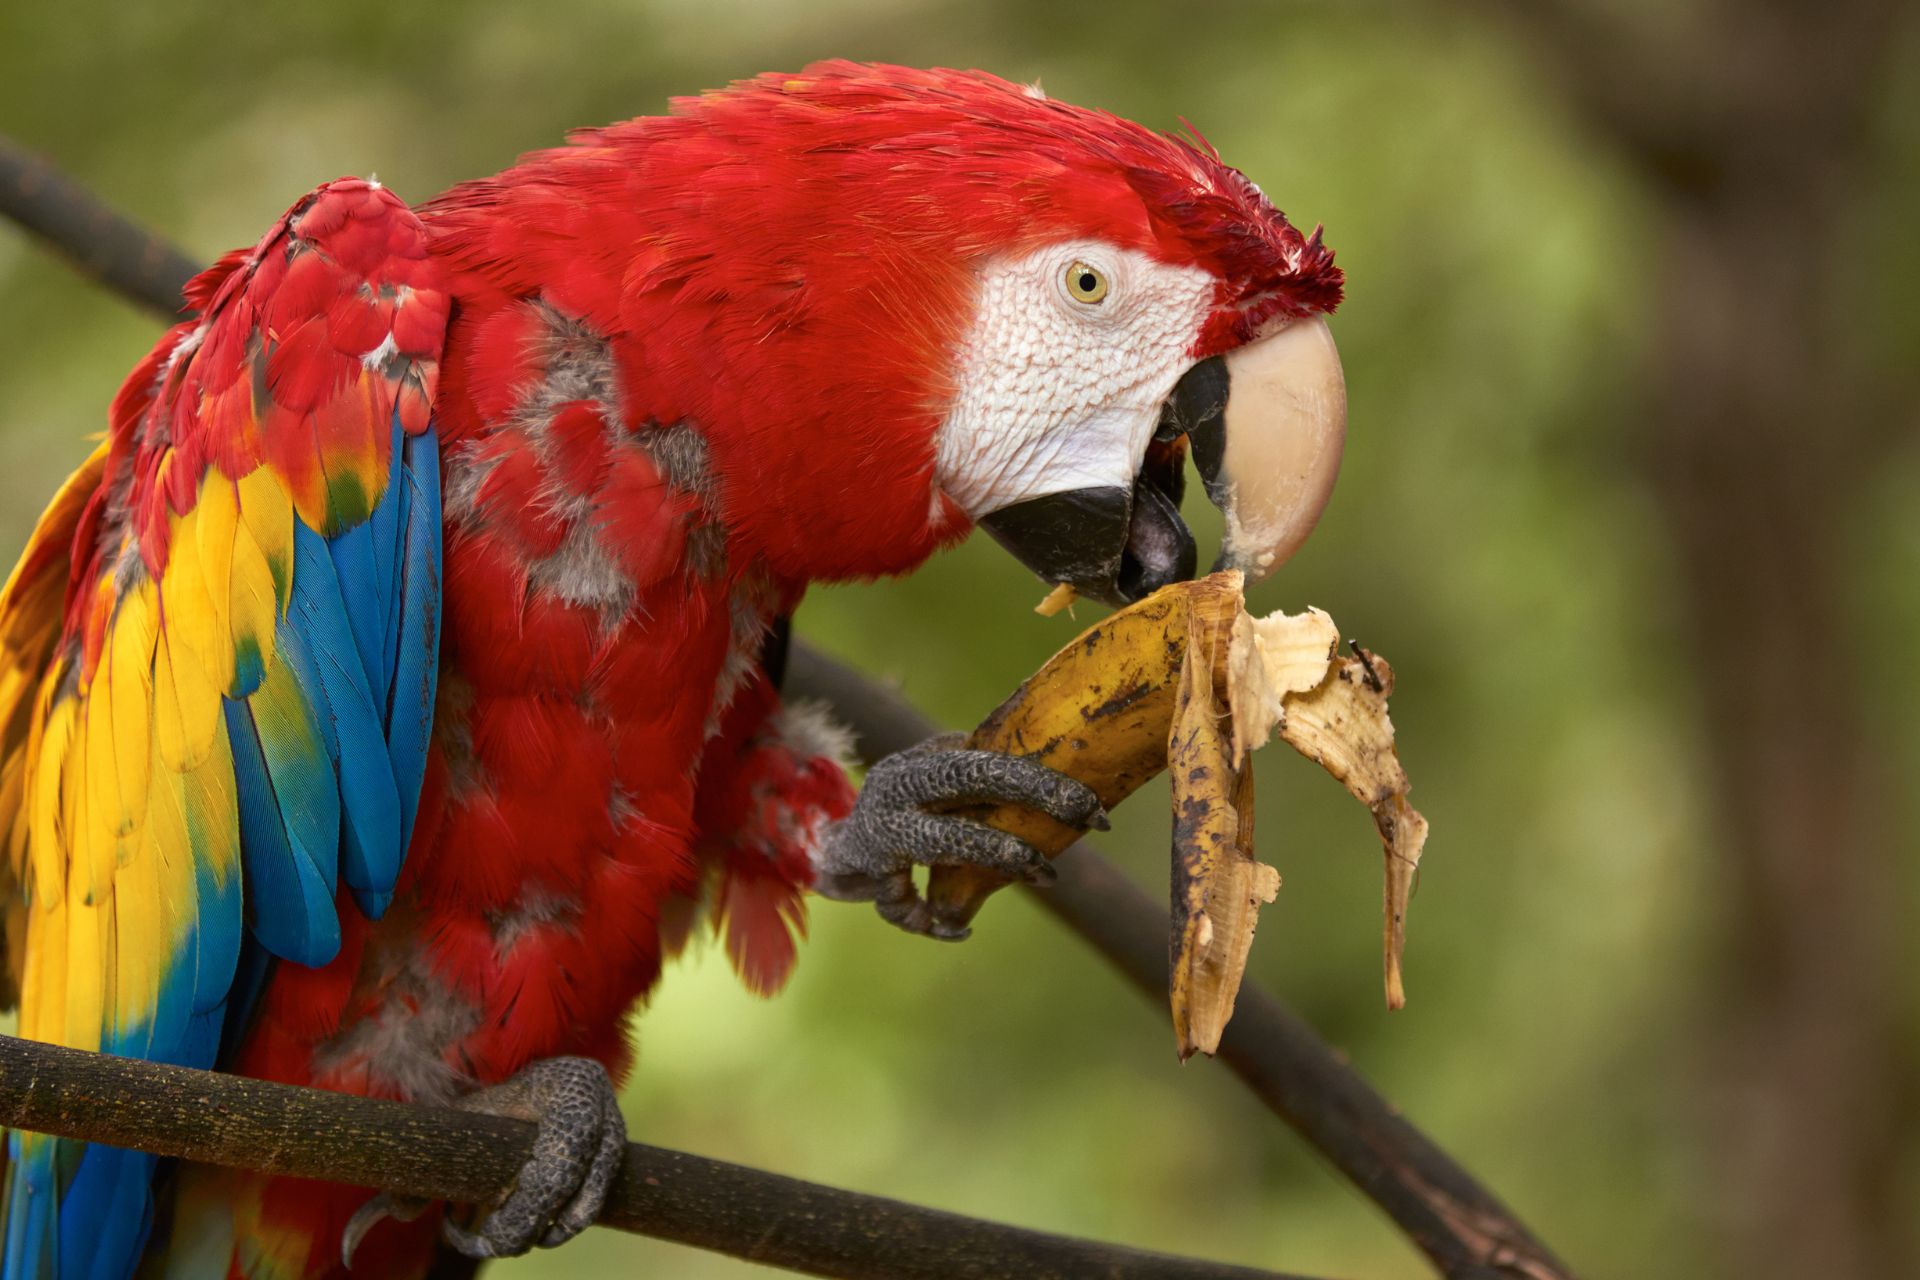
[980,317,1346,606]
[1177,315,1347,582]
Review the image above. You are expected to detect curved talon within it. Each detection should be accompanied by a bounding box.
[817,736,1102,936]
[440,1057,627,1260]
[342,1192,428,1270]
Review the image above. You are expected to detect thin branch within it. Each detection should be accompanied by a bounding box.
[0,135,1577,1280]
[0,137,198,317]
[788,647,1575,1280]
[0,1034,1315,1280]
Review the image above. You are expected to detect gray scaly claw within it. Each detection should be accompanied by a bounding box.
[440,1056,627,1260]
[815,734,1106,937]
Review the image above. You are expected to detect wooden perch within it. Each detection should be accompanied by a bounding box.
[0,1034,1314,1280]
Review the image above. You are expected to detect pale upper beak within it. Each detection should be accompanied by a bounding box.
[1183,315,1347,583]
[981,316,1347,605]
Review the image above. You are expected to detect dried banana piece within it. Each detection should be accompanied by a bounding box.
[1168,599,1280,1059]
[1219,601,1426,1007]
[1033,584,1079,617]
[1266,646,1426,1010]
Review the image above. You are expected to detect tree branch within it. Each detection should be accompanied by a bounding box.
[0,1034,1313,1280]
[0,135,1577,1280]
[0,137,198,318]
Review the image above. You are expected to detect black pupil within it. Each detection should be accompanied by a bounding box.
[1077,271,1097,293]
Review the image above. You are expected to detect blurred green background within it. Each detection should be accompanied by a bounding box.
[2,3,1916,1278]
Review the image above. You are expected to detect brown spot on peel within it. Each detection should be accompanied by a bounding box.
[1168,595,1281,1059]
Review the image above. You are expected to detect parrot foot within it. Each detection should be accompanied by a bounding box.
[440,1056,628,1260]
[814,732,1108,940]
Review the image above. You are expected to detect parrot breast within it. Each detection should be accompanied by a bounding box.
[296,299,779,1097]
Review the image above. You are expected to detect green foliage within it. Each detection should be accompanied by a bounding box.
[2,3,1914,1277]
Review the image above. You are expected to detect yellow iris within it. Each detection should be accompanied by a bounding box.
[1064,261,1109,304]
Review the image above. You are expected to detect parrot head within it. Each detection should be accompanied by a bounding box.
[436,62,1345,603]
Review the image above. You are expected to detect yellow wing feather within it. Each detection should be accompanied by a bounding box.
[191,472,240,689]
[59,869,104,1056]
[229,468,288,670]
[0,444,108,784]
[153,615,220,773]
[17,886,65,1046]
[113,797,165,1056]
[104,578,159,845]
[183,712,241,893]
[154,510,223,773]
[25,688,72,918]
[78,677,118,904]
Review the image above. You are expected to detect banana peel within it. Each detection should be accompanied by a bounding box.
[924,572,1427,1057]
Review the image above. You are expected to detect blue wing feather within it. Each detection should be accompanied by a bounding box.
[289,522,405,917]
[363,408,406,674]
[326,520,386,695]
[58,1148,151,1280]
[186,817,243,1018]
[221,693,340,971]
[2,1137,55,1279]
[386,429,442,848]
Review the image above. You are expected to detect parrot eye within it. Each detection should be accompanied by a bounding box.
[1063,261,1110,305]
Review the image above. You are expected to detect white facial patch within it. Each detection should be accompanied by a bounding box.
[934,240,1216,517]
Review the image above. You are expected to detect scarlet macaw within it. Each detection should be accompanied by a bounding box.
[0,62,1345,1277]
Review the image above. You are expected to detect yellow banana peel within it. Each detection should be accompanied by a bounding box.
[925,571,1428,1058]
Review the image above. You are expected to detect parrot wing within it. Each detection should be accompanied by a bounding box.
[0,178,449,1279]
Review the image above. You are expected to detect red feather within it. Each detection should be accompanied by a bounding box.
[545,400,610,495]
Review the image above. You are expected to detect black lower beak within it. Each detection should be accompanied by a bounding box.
[1115,449,1196,602]
[978,445,1196,609]
[979,485,1130,605]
